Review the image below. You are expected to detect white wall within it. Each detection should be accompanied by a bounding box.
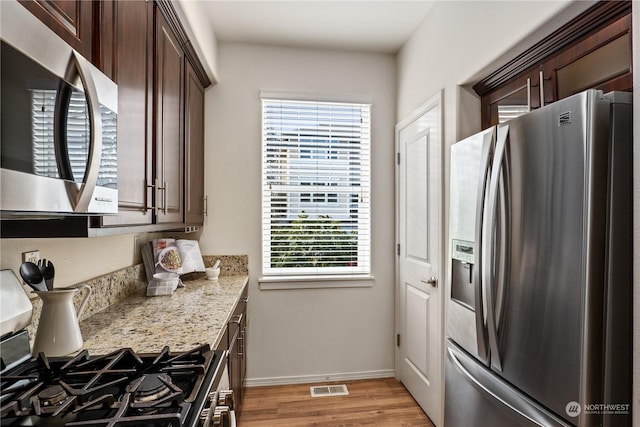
[199,43,396,383]
[1,235,139,287]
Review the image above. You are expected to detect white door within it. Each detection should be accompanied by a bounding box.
[396,92,443,426]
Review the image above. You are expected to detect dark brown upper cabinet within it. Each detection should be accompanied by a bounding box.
[93,0,117,82]
[99,0,154,228]
[185,61,206,224]
[19,1,117,81]
[476,1,632,129]
[482,69,541,129]
[154,9,185,224]
[19,0,93,61]
[9,1,211,237]
[95,1,211,231]
[542,13,632,102]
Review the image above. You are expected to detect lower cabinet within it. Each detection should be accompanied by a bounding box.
[218,286,248,412]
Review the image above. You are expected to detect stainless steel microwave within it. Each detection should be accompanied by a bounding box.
[0,1,118,216]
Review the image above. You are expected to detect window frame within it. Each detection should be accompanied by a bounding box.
[260,92,372,279]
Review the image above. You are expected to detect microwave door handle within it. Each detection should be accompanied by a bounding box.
[70,51,102,213]
[473,130,494,363]
[54,86,75,182]
[485,124,509,372]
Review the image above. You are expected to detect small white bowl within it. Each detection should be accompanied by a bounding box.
[205,267,220,281]
[153,272,179,281]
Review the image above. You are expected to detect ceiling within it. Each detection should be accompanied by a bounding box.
[191,1,436,54]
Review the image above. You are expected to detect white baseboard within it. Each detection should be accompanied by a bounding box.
[245,369,396,388]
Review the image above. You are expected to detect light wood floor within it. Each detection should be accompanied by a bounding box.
[237,377,435,426]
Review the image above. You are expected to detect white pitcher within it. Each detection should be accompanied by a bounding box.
[32,284,92,356]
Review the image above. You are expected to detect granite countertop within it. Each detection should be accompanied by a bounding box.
[79,275,248,355]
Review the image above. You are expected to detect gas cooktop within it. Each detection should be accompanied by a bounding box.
[0,337,225,427]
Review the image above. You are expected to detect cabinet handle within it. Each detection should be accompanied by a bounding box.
[157,181,168,214]
[203,195,208,216]
[163,182,168,214]
[230,313,244,325]
[145,179,159,214]
[538,70,552,108]
[151,178,167,215]
[539,70,545,108]
[144,180,153,212]
[238,331,245,358]
[526,78,531,112]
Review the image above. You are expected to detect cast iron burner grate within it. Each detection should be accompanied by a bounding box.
[0,344,214,427]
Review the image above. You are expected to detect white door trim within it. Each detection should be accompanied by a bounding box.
[395,90,445,426]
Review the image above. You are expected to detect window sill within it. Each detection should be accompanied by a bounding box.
[258,274,375,290]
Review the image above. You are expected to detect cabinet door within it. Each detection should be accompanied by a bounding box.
[228,321,242,410]
[543,14,632,101]
[94,0,117,81]
[228,288,248,411]
[100,0,154,227]
[155,11,184,224]
[19,0,92,60]
[481,69,540,129]
[477,2,631,129]
[184,61,206,224]
[239,304,247,406]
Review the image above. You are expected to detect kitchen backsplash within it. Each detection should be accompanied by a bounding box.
[203,255,248,275]
[26,264,147,342]
[26,255,248,344]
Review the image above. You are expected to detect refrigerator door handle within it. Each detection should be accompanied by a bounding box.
[473,130,494,362]
[485,124,509,372]
[494,163,509,333]
[446,342,572,427]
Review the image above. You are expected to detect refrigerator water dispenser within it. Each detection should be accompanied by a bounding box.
[451,239,475,310]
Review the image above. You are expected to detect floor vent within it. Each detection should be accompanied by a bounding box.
[310,384,349,397]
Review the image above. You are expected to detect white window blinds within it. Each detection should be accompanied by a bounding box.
[262,98,371,276]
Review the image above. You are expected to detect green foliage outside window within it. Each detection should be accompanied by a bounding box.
[271,213,358,268]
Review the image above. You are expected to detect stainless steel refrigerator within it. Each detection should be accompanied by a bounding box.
[444,90,632,427]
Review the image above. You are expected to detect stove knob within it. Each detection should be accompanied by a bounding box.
[212,405,231,427]
[218,389,235,409]
[198,408,211,427]
[207,391,218,405]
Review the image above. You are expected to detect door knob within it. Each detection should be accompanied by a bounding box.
[421,277,438,287]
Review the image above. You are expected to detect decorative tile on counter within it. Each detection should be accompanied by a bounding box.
[79,275,248,355]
